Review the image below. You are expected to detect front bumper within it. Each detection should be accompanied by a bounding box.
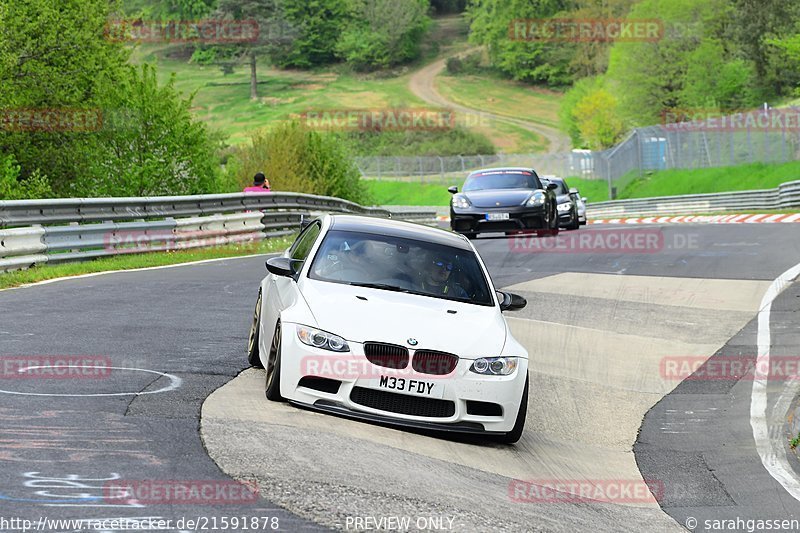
[450,205,547,234]
[279,325,529,434]
[557,208,576,227]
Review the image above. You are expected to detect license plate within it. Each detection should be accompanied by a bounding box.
[374,375,444,398]
[486,213,510,221]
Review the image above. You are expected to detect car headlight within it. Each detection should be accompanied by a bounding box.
[525,191,545,206]
[469,357,518,375]
[297,325,350,352]
[557,202,572,212]
[452,194,471,209]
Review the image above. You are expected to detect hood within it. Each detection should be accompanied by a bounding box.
[299,279,507,357]
[463,189,535,208]
[555,194,572,204]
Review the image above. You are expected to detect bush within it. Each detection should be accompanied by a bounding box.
[340,128,496,156]
[445,52,483,75]
[68,64,225,197]
[0,154,52,200]
[228,121,371,205]
[335,0,430,71]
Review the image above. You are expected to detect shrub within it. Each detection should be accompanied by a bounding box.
[228,121,371,204]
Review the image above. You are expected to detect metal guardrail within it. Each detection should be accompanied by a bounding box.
[586,180,800,218]
[0,193,436,272]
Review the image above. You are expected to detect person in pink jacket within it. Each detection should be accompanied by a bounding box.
[244,172,271,193]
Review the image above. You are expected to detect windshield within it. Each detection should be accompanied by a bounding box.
[308,230,494,306]
[462,170,542,192]
[551,181,569,194]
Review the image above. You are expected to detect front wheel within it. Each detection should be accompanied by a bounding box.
[494,376,528,444]
[265,322,284,401]
[566,210,580,230]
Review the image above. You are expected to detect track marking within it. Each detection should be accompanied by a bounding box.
[750,260,800,500]
[0,366,182,397]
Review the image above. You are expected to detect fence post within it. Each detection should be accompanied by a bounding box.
[438,156,444,182]
[418,157,424,183]
[479,155,484,167]
[376,157,382,181]
[459,155,465,172]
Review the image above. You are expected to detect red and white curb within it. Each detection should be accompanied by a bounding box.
[588,214,800,224]
[435,214,800,224]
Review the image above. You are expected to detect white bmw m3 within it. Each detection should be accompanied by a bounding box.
[247,214,530,443]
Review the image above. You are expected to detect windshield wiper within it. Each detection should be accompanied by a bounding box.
[348,282,413,293]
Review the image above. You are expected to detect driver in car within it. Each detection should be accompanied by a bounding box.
[418,253,468,298]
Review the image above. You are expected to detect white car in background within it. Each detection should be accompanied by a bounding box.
[247,214,530,443]
[575,192,587,225]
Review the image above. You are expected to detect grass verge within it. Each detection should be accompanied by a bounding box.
[0,236,295,291]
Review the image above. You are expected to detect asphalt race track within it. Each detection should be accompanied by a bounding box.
[1,223,800,532]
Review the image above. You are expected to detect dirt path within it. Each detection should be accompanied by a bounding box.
[408,48,572,154]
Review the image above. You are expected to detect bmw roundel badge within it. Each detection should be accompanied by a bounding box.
[407,338,418,346]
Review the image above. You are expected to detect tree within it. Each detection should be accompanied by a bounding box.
[276,0,350,68]
[727,0,800,97]
[572,87,625,150]
[335,0,430,71]
[679,40,758,111]
[605,0,734,125]
[0,0,226,198]
[0,0,130,191]
[467,0,573,86]
[216,0,295,99]
[72,64,224,197]
[560,76,602,148]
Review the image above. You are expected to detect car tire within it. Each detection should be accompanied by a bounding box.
[566,211,580,231]
[247,291,263,368]
[494,375,528,444]
[265,321,284,401]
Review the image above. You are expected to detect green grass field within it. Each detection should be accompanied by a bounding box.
[125,16,557,153]
[365,160,800,206]
[436,73,563,129]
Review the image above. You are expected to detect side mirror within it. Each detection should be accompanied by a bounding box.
[498,291,527,311]
[266,257,300,277]
[569,187,579,195]
[581,197,587,203]
[546,183,558,191]
[447,186,458,194]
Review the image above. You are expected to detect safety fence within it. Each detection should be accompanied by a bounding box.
[586,180,800,218]
[356,108,800,199]
[0,192,436,272]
